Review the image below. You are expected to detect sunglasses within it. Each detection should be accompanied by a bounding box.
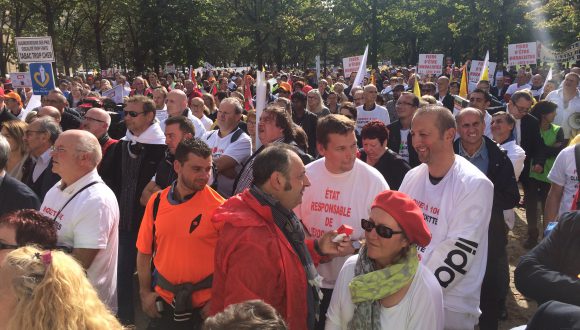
[0,242,20,250]
[361,218,403,239]
[124,110,147,118]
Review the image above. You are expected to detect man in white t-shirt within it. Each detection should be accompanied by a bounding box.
[203,97,251,198]
[504,68,531,103]
[294,114,389,329]
[546,72,580,140]
[399,105,494,330]
[355,84,390,133]
[152,87,168,123]
[544,144,580,222]
[165,89,206,138]
[39,130,119,312]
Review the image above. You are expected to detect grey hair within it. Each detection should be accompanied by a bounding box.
[75,133,102,167]
[35,117,62,144]
[221,97,243,114]
[0,135,10,170]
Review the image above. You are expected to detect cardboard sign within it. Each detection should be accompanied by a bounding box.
[469,60,497,83]
[101,84,124,104]
[15,37,54,63]
[417,54,444,75]
[29,63,55,95]
[508,42,537,66]
[9,72,32,87]
[342,55,363,78]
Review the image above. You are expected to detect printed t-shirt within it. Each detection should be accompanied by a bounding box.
[40,169,119,312]
[203,129,252,198]
[399,156,493,318]
[136,184,225,307]
[355,104,391,133]
[547,145,579,217]
[399,129,410,163]
[294,158,389,288]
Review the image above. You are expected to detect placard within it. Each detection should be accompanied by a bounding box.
[15,37,54,63]
[9,72,32,87]
[29,63,55,95]
[342,55,363,78]
[417,54,444,75]
[508,42,537,66]
[468,60,497,83]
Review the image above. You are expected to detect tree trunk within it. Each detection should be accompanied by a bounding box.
[369,0,379,70]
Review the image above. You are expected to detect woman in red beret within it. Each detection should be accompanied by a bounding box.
[325,190,444,330]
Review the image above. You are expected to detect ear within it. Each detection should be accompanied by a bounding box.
[444,128,456,142]
[173,159,182,175]
[268,171,285,191]
[317,143,326,157]
[184,133,193,140]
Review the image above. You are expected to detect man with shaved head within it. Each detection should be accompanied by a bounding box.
[355,84,390,133]
[530,74,545,101]
[39,129,119,311]
[80,108,118,161]
[37,106,62,123]
[165,89,206,138]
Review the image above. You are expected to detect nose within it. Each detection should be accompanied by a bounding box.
[303,175,311,187]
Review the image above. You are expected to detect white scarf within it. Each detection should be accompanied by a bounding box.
[122,123,165,145]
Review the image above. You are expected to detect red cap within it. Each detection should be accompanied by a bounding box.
[371,190,431,247]
[302,85,313,93]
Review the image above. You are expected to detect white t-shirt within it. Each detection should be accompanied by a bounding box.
[501,140,526,181]
[203,128,252,197]
[505,83,531,96]
[547,145,579,217]
[39,169,119,312]
[156,107,168,124]
[356,104,391,133]
[325,257,444,330]
[399,156,493,319]
[399,129,410,163]
[546,89,580,139]
[294,158,389,288]
[159,111,207,139]
[200,115,214,131]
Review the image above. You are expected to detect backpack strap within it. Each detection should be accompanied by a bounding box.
[151,192,162,256]
[574,144,580,210]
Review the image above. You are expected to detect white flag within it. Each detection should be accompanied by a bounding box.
[255,70,267,149]
[352,45,369,90]
[542,68,553,90]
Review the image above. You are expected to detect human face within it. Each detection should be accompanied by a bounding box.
[174,153,212,193]
[475,81,490,93]
[80,109,108,138]
[4,98,19,113]
[0,225,18,261]
[277,153,310,210]
[543,111,557,124]
[0,128,18,153]
[246,117,256,139]
[563,74,580,90]
[318,131,357,174]
[411,113,453,165]
[216,102,241,132]
[449,84,459,95]
[362,138,386,162]
[51,133,87,181]
[164,123,188,155]
[166,92,187,117]
[71,86,82,99]
[353,92,364,107]
[457,112,484,148]
[307,93,321,109]
[152,90,166,110]
[437,77,449,92]
[190,99,205,119]
[468,92,490,112]
[364,87,378,105]
[508,98,533,120]
[23,120,50,156]
[258,113,283,144]
[392,89,402,101]
[490,114,514,141]
[395,94,417,119]
[124,102,153,135]
[149,74,158,86]
[496,77,504,87]
[327,93,338,106]
[365,207,409,268]
[531,74,543,88]
[133,78,145,92]
[543,82,556,96]
[43,94,65,111]
[516,71,527,85]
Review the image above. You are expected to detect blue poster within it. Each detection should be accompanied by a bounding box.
[29,62,55,95]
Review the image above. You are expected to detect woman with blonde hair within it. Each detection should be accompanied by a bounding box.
[0,246,124,330]
[307,89,330,117]
[1,120,28,181]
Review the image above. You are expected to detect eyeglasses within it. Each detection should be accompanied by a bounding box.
[361,218,403,239]
[0,242,20,250]
[50,146,66,154]
[512,103,530,114]
[83,116,106,123]
[124,110,147,117]
[25,130,46,136]
[396,102,415,107]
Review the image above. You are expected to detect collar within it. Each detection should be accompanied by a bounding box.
[58,169,101,193]
[122,122,165,145]
[34,148,52,163]
[250,185,292,216]
[458,138,487,159]
[98,133,110,146]
[363,103,377,111]
[168,181,195,204]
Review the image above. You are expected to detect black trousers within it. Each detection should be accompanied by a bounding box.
[524,178,551,241]
[146,299,202,330]
[479,249,510,330]
[117,230,138,325]
[315,288,334,330]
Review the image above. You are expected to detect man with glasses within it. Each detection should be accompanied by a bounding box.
[388,92,420,167]
[0,136,40,216]
[80,107,117,162]
[22,117,61,202]
[352,89,364,107]
[203,97,251,198]
[100,95,166,325]
[44,89,82,131]
[355,84,390,134]
[399,106,493,330]
[39,129,119,312]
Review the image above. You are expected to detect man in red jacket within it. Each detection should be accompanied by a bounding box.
[209,144,350,330]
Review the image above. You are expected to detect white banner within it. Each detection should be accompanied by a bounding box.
[508,42,537,66]
[469,60,497,83]
[351,45,369,89]
[15,36,54,63]
[342,54,363,78]
[255,71,267,149]
[417,54,444,75]
[9,72,32,87]
[101,84,124,104]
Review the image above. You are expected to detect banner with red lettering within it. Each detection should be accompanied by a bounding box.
[508,42,537,66]
[469,60,497,83]
[342,54,363,78]
[417,54,444,76]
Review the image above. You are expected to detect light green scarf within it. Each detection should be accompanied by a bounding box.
[347,245,418,330]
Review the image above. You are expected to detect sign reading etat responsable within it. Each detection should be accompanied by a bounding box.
[15,37,55,63]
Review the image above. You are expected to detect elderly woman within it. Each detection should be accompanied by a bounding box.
[0,246,123,330]
[325,190,443,330]
[1,120,28,181]
[307,89,330,117]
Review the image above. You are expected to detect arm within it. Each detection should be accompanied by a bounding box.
[215,155,238,178]
[218,135,252,178]
[136,252,161,318]
[494,155,520,210]
[544,183,564,222]
[72,248,99,269]
[140,181,161,206]
[514,212,580,306]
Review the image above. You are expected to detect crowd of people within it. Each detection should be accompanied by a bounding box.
[0,61,579,330]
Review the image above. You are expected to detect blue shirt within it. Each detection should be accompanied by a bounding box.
[458,139,489,174]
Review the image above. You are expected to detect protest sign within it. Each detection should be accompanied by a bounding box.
[9,72,32,87]
[342,54,363,77]
[417,54,444,75]
[508,42,537,66]
[102,84,124,104]
[469,60,497,83]
[29,63,55,95]
[15,37,54,63]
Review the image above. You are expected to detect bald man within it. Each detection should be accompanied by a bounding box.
[37,106,62,123]
[39,129,119,311]
[80,108,118,161]
[164,89,206,138]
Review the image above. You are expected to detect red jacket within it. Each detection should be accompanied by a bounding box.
[209,189,321,330]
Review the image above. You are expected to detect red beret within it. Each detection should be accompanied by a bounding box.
[302,85,313,93]
[371,190,431,247]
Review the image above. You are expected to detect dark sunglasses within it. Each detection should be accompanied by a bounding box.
[361,218,403,239]
[124,110,146,118]
[0,242,20,250]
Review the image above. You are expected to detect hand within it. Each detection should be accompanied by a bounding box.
[532,164,543,173]
[317,231,356,257]
[140,290,162,318]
